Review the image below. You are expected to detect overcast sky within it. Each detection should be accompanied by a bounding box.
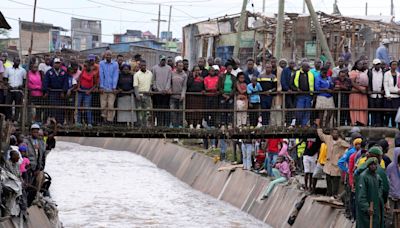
[1,0,399,43]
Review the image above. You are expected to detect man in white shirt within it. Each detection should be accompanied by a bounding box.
[4,57,26,121]
[368,59,384,127]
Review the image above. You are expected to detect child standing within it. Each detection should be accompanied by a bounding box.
[247,77,262,127]
[19,145,30,179]
[236,72,248,127]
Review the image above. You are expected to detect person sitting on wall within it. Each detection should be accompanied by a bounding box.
[261,155,291,200]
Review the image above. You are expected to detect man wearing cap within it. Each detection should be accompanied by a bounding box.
[340,45,352,67]
[356,157,385,228]
[24,124,46,198]
[368,59,385,127]
[43,57,68,124]
[151,55,172,127]
[355,147,389,211]
[99,50,119,123]
[376,38,391,66]
[4,56,26,121]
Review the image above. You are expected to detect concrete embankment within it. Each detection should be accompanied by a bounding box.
[0,206,53,228]
[59,137,354,228]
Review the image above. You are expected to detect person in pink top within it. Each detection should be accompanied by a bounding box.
[28,63,43,122]
[261,155,291,199]
[18,145,30,180]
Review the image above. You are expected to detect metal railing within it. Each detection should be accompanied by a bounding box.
[2,88,399,133]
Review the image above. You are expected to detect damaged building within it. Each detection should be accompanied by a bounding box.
[182,11,400,67]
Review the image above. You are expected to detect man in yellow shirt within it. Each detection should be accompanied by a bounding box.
[134,60,153,127]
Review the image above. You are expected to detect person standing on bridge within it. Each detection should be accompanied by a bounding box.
[4,56,26,122]
[151,55,172,127]
[349,59,369,126]
[43,58,68,125]
[134,60,153,127]
[170,61,187,128]
[383,60,400,127]
[291,62,314,127]
[99,50,119,124]
[368,59,385,127]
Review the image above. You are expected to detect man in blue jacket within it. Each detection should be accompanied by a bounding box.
[43,58,68,124]
[280,60,296,126]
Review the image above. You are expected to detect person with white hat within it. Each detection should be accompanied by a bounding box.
[376,38,391,66]
[23,123,46,197]
[43,57,68,124]
[367,58,385,126]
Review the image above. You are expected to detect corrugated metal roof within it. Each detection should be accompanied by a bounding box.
[0,11,11,30]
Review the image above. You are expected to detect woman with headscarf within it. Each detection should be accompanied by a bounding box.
[117,64,137,125]
[349,59,369,126]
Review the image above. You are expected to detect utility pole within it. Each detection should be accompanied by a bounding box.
[391,0,394,16]
[22,0,37,134]
[304,0,334,64]
[167,5,172,33]
[365,2,368,16]
[274,0,285,60]
[303,0,306,14]
[262,0,265,13]
[151,4,167,39]
[234,0,248,58]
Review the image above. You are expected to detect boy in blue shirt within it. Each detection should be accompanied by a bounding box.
[247,77,262,127]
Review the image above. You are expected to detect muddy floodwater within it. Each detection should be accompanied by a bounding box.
[46,142,270,228]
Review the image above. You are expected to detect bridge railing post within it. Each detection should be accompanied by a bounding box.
[182,96,186,128]
[74,90,78,124]
[282,92,286,127]
[130,92,135,129]
[233,94,237,130]
[337,91,341,127]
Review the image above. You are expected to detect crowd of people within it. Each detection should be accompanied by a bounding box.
[243,124,399,227]
[0,38,399,129]
[1,122,56,217]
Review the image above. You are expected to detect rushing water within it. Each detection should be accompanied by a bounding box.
[46,142,269,228]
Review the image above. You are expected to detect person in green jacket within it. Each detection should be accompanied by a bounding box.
[356,157,385,228]
[355,146,389,205]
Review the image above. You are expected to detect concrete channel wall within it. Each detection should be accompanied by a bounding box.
[59,137,354,228]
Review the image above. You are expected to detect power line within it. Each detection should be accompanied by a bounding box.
[7,0,154,23]
[4,16,115,36]
[88,0,193,18]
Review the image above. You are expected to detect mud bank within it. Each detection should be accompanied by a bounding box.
[59,137,354,228]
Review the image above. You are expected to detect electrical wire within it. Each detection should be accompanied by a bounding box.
[7,0,154,23]
[87,0,192,19]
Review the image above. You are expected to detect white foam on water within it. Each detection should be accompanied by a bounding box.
[46,141,270,228]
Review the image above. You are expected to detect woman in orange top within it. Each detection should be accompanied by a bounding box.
[349,59,369,126]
